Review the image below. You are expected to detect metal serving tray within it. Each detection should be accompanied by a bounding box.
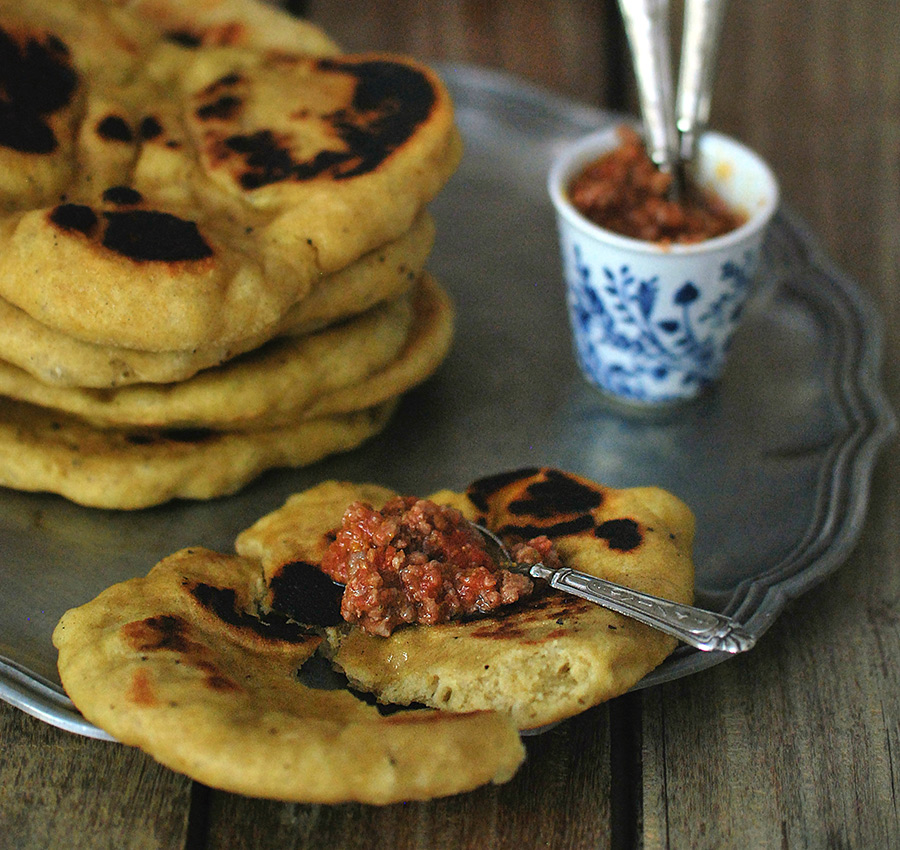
[0,65,894,739]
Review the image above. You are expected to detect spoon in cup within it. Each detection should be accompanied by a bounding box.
[617,0,683,196]
[676,0,729,179]
[616,0,729,201]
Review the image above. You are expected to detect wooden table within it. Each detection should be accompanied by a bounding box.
[3,2,898,846]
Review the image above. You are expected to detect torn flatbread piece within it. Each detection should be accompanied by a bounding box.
[54,467,693,801]
[236,469,696,730]
[53,546,524,803]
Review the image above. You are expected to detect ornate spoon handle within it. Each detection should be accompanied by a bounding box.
[528,564,755,654]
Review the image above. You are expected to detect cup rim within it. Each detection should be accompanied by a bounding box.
[547,124,780,256]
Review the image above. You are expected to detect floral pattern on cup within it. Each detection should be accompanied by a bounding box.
[567,244,755,402]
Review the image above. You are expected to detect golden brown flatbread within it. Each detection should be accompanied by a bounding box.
[0,291,410,429]
[0,212,434,388]
[53,544,524,803]
[0,0,460,350]
[302,272,454,421]
[236,470,695,730]
[0,274,452,430]
[0,399,396,510]
[0,274,453,508]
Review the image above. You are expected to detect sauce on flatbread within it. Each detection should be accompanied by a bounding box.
[320,497,535,636]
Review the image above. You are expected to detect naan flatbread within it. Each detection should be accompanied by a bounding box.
[0,276,452,430]
[54,466,694,800]
[302,272,454,421]
[0,212,434,388]
[0,274,453,508]
[0,399,396,510]
[236,470,695,730]
[0,0,460,350]
[53,545,524,803]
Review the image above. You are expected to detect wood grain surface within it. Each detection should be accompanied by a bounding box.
[4,1,898,848]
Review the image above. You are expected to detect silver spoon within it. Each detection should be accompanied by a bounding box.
[676,0,729,172]
[616,0,683,196]
[473,523,756,654]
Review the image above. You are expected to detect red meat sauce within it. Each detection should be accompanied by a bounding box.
[319,497,561,636]
[569,125,747,245]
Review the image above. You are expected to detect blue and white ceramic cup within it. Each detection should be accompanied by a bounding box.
[548,126,779,405]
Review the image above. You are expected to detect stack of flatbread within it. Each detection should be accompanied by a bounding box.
[0,0,459,508]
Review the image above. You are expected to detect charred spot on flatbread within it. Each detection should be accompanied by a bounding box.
[115,569,322,704]
[467,467,604,514]
[164,29,203,48]
[102,185,143,205]
[119,613,248,701]
[49,203,98,237]
[102,210,214,263]
[595,518,642,551]
[197,94,242,121]
[195,73,245,121]
[121,613,199,655]
[138,115,164,140]
[159,427,216,443]
[122,427,215,447]
[464,467,542,513]
[268,561,345,627]
[209,56,439,190]
[0,24,78,154]
[186,580,316,643]
[48,203,214,263]
[467,468,647,553]
[95,114,133,142]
